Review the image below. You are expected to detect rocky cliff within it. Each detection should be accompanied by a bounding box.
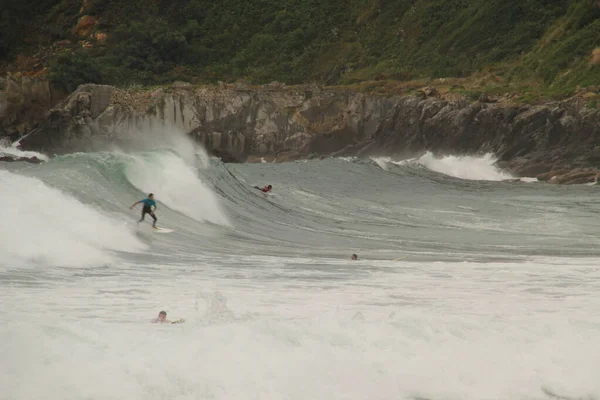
[0,75,64,142]
[3,78,600,184]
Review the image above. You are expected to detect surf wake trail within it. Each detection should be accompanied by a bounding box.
[0,170,147,268]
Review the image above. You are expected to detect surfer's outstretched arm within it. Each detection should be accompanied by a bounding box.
[129,200,141,209]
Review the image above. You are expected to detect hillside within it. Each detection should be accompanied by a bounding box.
[2,0,600,98]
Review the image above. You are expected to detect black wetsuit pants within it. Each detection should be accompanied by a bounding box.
[140,206,157,223]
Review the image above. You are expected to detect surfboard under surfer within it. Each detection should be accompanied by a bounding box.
[130,193,158,229]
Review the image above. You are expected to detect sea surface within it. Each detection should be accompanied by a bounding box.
[1,131,599,400]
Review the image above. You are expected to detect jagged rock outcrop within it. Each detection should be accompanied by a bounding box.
[5,80,600,183]
[0,155,44,164]
[0,75,65,141]
[350,96,600,177]
[16,82,386,161]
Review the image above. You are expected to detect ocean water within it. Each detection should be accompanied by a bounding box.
[1,131,600,400]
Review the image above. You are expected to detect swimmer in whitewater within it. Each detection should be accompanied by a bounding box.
[130,193,157,228]
[152,311,170,323]
[254,184,272,193]
[151,310,185,324]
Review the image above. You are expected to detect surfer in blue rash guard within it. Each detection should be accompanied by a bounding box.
[130,193,158,228]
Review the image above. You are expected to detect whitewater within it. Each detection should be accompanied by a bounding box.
[1,131,600,400]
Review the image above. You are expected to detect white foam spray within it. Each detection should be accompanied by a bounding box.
[105,121,207,168]
[395,152,516,181]
[371,156,391,171]
[0,170,147,268]
[0,142,50,162]
[104,121,229,225]
[2,258,600,400]
[124,152,230,226]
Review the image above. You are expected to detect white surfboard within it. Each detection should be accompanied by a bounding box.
[153,227,175,233]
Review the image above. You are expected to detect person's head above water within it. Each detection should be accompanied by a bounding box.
[351,254,358,260]
[267,185,272,189]
[158,310,167,321]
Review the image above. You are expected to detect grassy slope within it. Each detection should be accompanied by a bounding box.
[2,0,599,99]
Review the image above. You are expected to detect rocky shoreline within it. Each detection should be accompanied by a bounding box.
[2,76,600,184]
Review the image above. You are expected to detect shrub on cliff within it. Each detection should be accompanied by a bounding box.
[0,0,58,60]
[98,19,188,85]
[519,1,600,88]
[49,51,102,92]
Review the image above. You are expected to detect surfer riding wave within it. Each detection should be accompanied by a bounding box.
[130,193,158,228]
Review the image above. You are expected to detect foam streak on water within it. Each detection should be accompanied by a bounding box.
[0,143,50,161]
[1,148,600,400]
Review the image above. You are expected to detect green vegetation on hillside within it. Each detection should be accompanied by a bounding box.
[509,1,600,91]
[0,0,58,57]
[2,0,599,96]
